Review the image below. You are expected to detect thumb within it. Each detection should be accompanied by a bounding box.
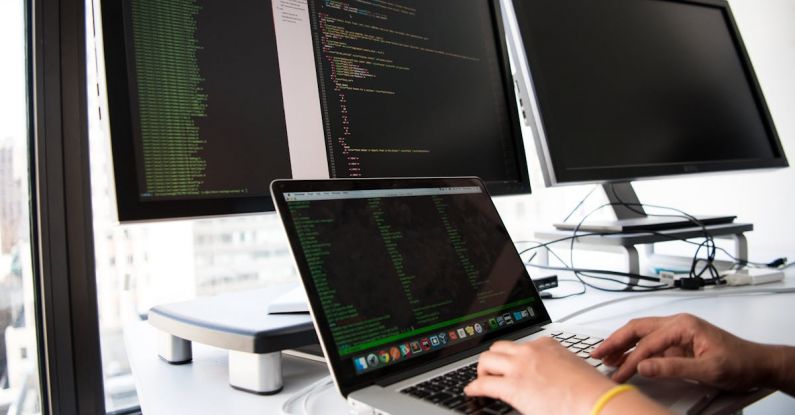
[637,357,706,381]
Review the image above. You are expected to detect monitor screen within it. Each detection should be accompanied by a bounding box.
[271,178,548,394]
[509,0,787,185]
[100,0,529,221]
[306,1,528,188]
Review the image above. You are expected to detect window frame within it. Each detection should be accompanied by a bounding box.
[31,0,107,412]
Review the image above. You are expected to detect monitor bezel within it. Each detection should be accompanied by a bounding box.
[100,0,531,222]
[508,0,788,187]
[100,0,280,222]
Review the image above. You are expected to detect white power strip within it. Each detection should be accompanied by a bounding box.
[723,268,785,286]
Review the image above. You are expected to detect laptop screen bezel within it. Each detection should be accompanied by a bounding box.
[271,177,552,396]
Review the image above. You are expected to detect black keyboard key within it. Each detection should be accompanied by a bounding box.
[455,400,487,414]
[486,400,512,414]
[428,392,454,404]
[442,396,466,409]
[409,388,431,399]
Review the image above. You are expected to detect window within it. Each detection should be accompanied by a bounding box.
[82,1,794,413]
[0,0,42,413]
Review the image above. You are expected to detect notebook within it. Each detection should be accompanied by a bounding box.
[271,177,716,414]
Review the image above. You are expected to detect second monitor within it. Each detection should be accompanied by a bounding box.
[503,0,787,231]
[101,0,530,222]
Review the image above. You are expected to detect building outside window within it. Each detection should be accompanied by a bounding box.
[0,0,42,412]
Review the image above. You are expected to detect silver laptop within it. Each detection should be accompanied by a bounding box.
[271,177,715,414]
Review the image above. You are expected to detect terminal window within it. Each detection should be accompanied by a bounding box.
[285,187,536,356]
[124,0,291,201]
[307,0,522,182]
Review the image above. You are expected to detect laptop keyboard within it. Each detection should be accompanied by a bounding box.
[401,362,512,414]
[399,331,604,413]
[548,331,605,369]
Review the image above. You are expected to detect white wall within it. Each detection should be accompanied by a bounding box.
[502,0,795,263]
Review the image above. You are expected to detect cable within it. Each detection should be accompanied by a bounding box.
[303,377,335,414]
[517,197,788,293]
[520,241,669,295]
[281,376,334,415]
[561,185,600,223]
[556,287,795,323]
[519,237,667,288]
[559,191,729,291]
[602,185,716,281]
[520,240,654,291]
[526,259,665,285]
[518,233,786,272]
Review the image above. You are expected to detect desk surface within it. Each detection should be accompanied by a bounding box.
[125,273,795,414]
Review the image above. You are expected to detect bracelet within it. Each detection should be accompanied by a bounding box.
[589,384,637,415]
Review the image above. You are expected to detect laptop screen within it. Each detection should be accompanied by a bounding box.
[272,178,550,394]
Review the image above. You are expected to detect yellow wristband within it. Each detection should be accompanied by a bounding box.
[589,384,636,415]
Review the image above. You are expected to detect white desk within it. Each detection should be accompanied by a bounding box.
[125,273,795,414]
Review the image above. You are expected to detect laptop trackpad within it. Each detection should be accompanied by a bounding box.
[631,376,717,414]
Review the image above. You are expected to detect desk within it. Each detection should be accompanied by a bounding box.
[125,273,795,414]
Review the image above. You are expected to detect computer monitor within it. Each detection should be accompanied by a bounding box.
[100,0,530,222]
[502,0,787,230]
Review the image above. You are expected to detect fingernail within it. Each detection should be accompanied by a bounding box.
[638,361,655,376]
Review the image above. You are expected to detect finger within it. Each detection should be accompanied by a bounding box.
[600,351,629,368]
[464,375,511,401]
[611,325,690,383]
[489,340,522,354]
[592,317,665,359]
[637,357,708,381]
[663,346,688,358]
[476,351,515,377]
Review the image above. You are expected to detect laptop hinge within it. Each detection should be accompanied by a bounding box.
[375,325,544,387]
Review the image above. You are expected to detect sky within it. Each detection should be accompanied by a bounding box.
[0,0,27,149]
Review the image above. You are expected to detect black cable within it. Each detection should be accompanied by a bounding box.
[520,235,678,291]
[522,244,660,284]
[606,183,717,282]
[519,241,632,295]
[644,231,774,268]
[561,185,600,223]
[544,280,587,300]
[516,195,786,292]
[519,233,782,271]
[547,191,722,291]
[566,201,670,291]
[525,260,670,289]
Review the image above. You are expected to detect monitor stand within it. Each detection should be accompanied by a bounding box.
[554,182,736,233]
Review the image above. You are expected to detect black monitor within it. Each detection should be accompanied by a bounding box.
[100,0,530,222]
[504,0,787,229]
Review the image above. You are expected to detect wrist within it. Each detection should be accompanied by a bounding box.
[578,377,617,415]
[589,384,635,415]
[597,388,671,415]
[760,345,795,394]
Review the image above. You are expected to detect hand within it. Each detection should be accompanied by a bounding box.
[591,313,770,391]
[464,337,616,415]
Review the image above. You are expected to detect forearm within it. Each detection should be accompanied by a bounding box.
[601,389,673,415]
[763,345,795,396]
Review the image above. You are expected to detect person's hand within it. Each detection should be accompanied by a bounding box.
[591,313,770,391]
[464,337,616,415]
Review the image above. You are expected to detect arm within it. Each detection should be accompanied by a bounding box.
[464,338,671,415]
[762,345,795,396]
[591,313,795,395]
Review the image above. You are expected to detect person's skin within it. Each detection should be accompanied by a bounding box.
[591,313,795,396]
[464,337,670,415]
[465,313,795,414]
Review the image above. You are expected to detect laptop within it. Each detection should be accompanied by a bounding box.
[271,177,715,414]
